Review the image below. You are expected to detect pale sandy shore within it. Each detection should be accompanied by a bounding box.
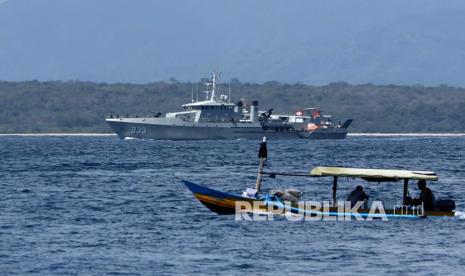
[348,133,465,137]
[0,133,117,136]
[0,133,464,137]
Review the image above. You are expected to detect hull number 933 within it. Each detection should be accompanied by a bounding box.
[130,127,147,134]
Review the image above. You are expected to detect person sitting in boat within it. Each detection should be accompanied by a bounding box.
[413,180,436,211]
[346,186,369,208]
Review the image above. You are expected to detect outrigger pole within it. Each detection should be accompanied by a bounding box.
[255,136,267,193]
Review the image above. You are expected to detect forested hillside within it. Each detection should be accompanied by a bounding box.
[1,80,464,133]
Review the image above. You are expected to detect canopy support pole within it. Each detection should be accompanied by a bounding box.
[255,137,267,194]
[255,158,266,193]
[332,176,338,207]
[403,179,409,205]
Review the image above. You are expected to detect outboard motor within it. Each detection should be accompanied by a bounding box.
[435,199,455,211]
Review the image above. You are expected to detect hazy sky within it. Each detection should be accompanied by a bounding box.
[1,0,465,85]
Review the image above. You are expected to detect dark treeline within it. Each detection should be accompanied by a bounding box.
[1,80,464,133]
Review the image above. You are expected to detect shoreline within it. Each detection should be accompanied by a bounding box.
[0,133,465,137]
[348,133,465,137]
[0,133,117,136]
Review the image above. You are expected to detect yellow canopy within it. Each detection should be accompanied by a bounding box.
[310,166,438,181]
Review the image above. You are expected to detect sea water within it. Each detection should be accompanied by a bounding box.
[1,136,464,275]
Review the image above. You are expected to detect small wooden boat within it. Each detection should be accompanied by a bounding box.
[184,138,456,219]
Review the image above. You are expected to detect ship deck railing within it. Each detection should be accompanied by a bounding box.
[106,113,163,119]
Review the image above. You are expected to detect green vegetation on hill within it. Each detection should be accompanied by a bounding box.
[0,80,464,133]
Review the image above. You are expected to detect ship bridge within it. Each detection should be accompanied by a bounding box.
[167,100,238,123]
[172,71,240,123]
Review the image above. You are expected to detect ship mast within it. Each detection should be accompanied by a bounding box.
[210,71,217,101]
[201,71,222,102]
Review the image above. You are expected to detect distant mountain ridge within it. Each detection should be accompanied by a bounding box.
[1,0,465,85]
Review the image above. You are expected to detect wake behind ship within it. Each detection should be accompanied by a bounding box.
[106,72,352,140]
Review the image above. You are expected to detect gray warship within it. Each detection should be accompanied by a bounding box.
[106,72,352,140]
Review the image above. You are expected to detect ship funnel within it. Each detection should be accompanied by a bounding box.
[250,101,259,123]
[234,101,243,113]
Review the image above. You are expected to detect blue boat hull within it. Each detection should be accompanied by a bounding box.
[183,180,251,214]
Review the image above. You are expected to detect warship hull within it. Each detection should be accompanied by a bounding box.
[105,71,351,140]
[106,119,348,140]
